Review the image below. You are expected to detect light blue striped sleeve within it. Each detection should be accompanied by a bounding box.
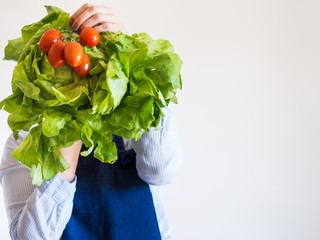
[0,133,77,240]
[130,107,183,185]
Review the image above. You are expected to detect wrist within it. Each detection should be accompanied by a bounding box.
[58,171,76,183]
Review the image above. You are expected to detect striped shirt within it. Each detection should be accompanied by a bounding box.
[0,107,182,240]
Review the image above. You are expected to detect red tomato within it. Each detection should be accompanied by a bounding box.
[48,41,67,68]
[73,52,91,78]
[64,42,84,67]
[80,27,100,48]
[39,29,61,53]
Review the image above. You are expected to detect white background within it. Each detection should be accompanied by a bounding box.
[1,0,320,239]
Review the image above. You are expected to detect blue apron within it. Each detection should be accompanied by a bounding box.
[62,135,161,240]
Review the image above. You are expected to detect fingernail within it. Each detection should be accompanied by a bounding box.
[73,23,78,30]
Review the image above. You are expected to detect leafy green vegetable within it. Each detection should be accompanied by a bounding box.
[4,37,24,61]
[1,5,182,186]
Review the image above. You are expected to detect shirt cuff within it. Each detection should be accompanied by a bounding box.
[37,174,77,204]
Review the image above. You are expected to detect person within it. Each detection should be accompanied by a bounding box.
[0,4,182,240]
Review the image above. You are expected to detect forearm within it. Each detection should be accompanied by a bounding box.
[9,174,76,240]
[58,140,82,183]
[132,107,182,185]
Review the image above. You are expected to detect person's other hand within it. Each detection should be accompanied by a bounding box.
[69,3,128,34]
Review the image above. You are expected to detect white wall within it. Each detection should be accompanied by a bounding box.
[1,0,320,239]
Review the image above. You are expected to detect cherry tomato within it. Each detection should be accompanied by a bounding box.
[48,41,67,68]
[39,29,61,53]
[80,27,100,48]
[64,42,84,67]
[73,52,91,78]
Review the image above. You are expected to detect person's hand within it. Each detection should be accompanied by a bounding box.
[58,140,82,183]
[69,3,128,34]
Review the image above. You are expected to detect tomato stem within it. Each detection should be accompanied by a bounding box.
[59,29,74,33]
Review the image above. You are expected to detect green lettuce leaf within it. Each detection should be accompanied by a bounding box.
[21,6,65,43]
[1,5,182,186]
[4,37,25,61]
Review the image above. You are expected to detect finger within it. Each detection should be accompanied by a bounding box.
[71,5,115,31]
[94,22,122,34]
[69,3,92,26]
[79,14,117,31]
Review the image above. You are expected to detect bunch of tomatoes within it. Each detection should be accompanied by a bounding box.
[39,27,100,78]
